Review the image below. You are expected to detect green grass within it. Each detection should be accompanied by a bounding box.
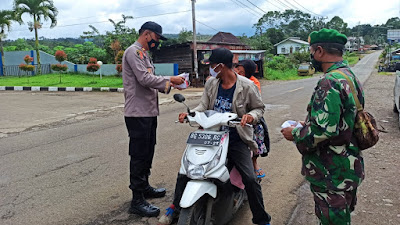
[0,73,123,88]
[344,56,360,65]
[378,72,394,76]
[264,68,310,80]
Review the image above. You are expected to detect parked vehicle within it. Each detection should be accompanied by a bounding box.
[394,71,400,128]
[297,63,315,76]
[173,94,246,225]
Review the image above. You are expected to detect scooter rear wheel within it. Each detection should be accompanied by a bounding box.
[177,196,210,225]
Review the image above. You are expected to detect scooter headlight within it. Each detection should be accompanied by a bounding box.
[183,152,206,179]
[187,165,205,179]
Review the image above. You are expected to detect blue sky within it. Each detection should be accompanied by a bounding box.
[1,0,400,40]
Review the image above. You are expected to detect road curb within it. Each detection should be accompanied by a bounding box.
[0,86,124,92]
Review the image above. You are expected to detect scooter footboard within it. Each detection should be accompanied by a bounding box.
[180,180,217,208]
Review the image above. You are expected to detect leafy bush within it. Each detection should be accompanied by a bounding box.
[23,55,34,64]
[52,50,68,83]
[115,50,124,64]
[288,50,310,65]
[51,64,68,72]
[55,50,67,63]
[19,64,35,71]
[265,55,295,71]
[87,57,100,73]
[116,64,122,75]
[87,57,100,83]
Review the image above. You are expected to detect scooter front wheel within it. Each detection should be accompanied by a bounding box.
[177,196,211,225]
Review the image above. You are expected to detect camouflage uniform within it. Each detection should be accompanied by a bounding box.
[292,61,365,225]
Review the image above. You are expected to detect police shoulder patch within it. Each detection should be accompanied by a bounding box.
[136,49,144,60]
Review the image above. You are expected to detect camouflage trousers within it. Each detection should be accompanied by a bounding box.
[310,185,358,225]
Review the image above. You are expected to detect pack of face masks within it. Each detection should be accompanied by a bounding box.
[281,120,303,129]
[173,72,190,89]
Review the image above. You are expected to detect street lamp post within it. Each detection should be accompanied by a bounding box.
[97,61,103,79]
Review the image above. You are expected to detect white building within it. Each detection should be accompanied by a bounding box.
[274,37,309,55]
[345,37,364,51]
[387,29,400,43]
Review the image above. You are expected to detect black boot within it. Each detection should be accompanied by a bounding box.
[143,186,166,199]
[129,191,160,217]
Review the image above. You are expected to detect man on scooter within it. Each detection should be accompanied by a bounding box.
[159,48,272,225]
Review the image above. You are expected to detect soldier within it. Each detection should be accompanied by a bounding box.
[122,21,184,217]
[281,28,365,225]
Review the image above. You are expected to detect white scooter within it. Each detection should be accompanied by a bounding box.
[173,94,247,225]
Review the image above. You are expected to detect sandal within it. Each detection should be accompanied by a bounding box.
[255,168,266,179]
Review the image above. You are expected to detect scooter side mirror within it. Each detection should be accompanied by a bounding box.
[174,93,193,116]
[174,94,186,103]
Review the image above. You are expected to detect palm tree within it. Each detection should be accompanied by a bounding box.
[14,0,58,74]
[0,10,18,75]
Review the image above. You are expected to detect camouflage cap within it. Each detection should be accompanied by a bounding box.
[308,28,347,45]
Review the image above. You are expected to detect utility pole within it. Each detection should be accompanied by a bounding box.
[191,0,198,79]
[357,22,361,52]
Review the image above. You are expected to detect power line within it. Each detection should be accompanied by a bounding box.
[263,0,284,11]
[289,0,324,17]
[245,0,267,14]
[195,19,219,32]
[134,1,174,10]
[271,0,291,10]
[230,0,263,17]
[34,1,176,25]
[281,0,303,11]
[9,10,191,32]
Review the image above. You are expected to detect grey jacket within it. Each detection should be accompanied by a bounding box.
[122,41,171,117]
[193,74,265,151]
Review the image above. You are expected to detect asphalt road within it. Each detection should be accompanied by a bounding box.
[0,51,381,225]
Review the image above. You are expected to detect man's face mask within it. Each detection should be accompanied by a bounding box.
[147,33,160,51]
[209,63,222,77]
[310,49,323,72]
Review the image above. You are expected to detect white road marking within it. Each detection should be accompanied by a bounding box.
[285,87,304,93]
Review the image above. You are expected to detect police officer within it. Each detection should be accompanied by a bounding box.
[122,21,184,217]
[281,29,365,225]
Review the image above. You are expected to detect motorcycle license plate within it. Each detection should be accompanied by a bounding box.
[187,132,222,146]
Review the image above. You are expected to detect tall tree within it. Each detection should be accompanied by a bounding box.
[265,28,285,45]
[254,9,326,41]
[326,16,349,35]
[14,0,58,74]
[385,17,400,29]
[0,10,16,75]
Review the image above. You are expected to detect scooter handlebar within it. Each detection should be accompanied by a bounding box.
[228,120,253,128]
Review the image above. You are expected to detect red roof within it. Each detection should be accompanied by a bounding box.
[208,32,245,45]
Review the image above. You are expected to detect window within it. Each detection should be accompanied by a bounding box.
[281,47,286,53]
[298,65,309,70]
[295,47,300,52]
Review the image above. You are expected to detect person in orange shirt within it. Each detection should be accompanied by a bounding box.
[235,60,261,92]
[234,60,270,181]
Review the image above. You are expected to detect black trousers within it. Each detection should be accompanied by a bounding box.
[172,138,271,224]
[125,117,157,193]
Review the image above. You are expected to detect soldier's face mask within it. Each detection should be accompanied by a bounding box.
[310,49,323,72]
[210,63,223,77]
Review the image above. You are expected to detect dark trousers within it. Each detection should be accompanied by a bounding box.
[125,117,157,192]
[172,138,271,224]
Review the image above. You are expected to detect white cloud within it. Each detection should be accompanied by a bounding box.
[0,0,399,40]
